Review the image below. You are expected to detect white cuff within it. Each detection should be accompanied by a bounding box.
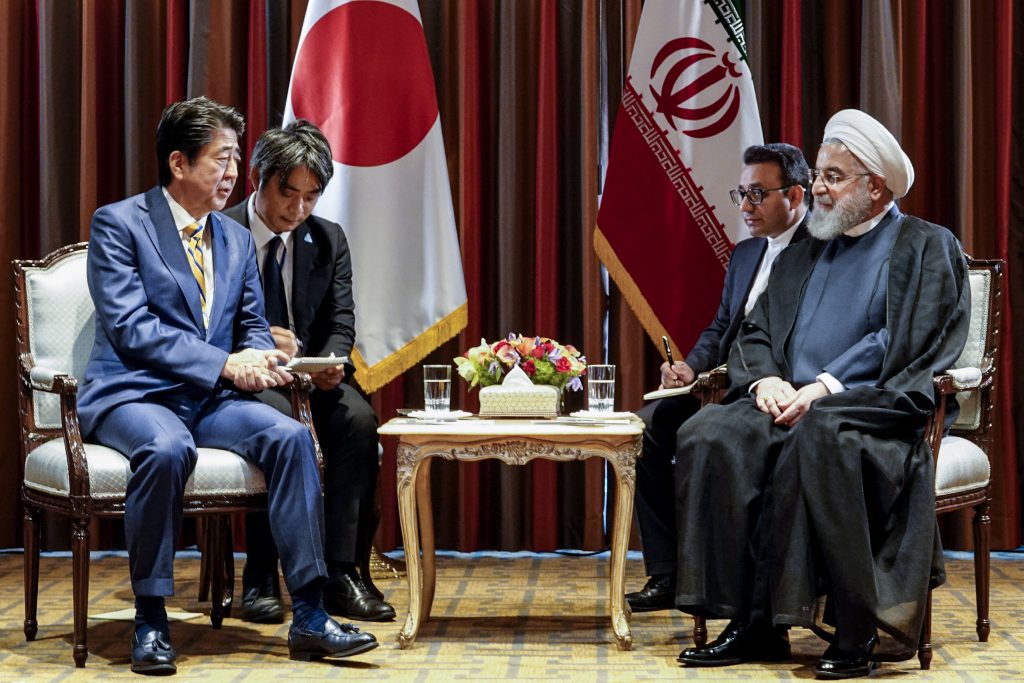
[816,372,844,395]
[748,376,776,394]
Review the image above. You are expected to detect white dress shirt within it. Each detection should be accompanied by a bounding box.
[162,187,215,329]
[247,196,296,331]
[743,219,801,316]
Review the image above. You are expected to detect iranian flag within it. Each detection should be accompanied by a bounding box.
[596,0,762,357]
[284,0,467,393]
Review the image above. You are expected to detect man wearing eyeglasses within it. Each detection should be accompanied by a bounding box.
[674,110,969,679]
[627,142,810,614]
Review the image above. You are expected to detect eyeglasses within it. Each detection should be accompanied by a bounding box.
[810,169,872,188]
[729,185,794,207]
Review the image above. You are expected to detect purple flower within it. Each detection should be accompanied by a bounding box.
[568,376,583,392]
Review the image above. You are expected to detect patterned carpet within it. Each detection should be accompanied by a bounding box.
[0,549,1021,681]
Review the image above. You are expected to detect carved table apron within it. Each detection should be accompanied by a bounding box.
[378,417,643,650]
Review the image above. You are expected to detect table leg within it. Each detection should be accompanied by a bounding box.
[417,457,436,622]
[396,445,425,648]
[607,447,637,651]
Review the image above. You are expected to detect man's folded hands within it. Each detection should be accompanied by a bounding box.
[222,347,293,392]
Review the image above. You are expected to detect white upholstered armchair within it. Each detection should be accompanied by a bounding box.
[14,242,321,667]
[684,257,1004,670]
[918,257,1003,669]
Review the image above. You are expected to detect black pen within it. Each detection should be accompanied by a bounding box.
[661,335,676,367]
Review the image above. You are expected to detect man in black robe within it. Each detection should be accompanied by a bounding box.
[628,143,810,612]
[674,109,970,679]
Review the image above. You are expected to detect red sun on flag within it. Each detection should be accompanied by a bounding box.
[290,1,439,167]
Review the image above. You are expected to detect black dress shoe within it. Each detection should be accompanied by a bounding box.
[240,575,285,624]
[323,573,396,622]
[815,635,879,679]
[626,574,676,613]
[288,618,379,661]
[678,620,791,667]
[131,628,177,675]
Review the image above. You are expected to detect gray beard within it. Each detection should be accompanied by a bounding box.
[809,187,874,240]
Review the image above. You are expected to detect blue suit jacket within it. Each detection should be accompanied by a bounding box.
[78,186,274,437]
[684,218,809,372]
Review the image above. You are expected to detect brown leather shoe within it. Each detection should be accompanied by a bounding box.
[323,574,396,622]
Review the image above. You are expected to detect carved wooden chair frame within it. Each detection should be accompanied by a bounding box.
[15,242,321,667]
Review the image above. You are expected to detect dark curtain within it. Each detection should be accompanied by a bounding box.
[0,0,1019,553]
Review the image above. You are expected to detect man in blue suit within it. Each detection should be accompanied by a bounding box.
[627,143,810,612]
[78,97,377,675]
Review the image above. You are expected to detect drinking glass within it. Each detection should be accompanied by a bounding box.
[587,364,615,413]
[423,365,452,413]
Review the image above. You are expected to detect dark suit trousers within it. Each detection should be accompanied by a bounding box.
[633,393,702,577]
[246,382,379,577]
[92,391,327,597]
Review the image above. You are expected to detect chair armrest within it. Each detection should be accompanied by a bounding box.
[693,365,729,406]
[28,366,79,394]
[287,372,325,484]
[18,354,91,498]
[928,359,995,460]
[934,358,994,395]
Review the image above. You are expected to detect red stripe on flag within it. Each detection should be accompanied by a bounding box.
[597,82,730,355]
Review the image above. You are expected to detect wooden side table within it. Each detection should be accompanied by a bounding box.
[378,417,643,650]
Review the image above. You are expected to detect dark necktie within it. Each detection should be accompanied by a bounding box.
[263,236,289,329]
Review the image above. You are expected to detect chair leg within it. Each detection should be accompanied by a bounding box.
[973,497,991,642]
[23,506,41,642]
[693,615,707,647]
[71,517,90,668]
[918,590,932,669]
[221,519,235,618]
[197,517,211,603]
[208,516,225,630]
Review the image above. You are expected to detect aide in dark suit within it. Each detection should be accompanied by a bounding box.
[627,143,810,613]
[78,98,377,675]
[223,120,394,623]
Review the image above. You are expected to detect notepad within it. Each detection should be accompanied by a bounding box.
[285,355,348,372]
[642,380,698,401]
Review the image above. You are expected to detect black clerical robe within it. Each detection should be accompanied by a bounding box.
[674,211,970,660]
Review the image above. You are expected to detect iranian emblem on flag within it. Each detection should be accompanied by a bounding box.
[596,0,763,356]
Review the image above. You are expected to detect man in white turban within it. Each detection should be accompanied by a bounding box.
[673,109,970,679]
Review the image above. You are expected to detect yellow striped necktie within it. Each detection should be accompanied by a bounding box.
[183,222,207,314]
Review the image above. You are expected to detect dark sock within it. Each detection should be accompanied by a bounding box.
[134,595,169,637]
[291,579,329,632]
[327,561,357,583]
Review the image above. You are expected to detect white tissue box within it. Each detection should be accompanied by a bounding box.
[478,384,560,418]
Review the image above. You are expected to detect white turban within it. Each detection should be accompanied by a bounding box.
[822,109,915,199]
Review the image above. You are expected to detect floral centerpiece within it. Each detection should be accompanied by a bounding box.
[454,333,587,391]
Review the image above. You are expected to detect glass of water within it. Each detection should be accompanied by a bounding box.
[423,364,452,413]
[587,364,615,413]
